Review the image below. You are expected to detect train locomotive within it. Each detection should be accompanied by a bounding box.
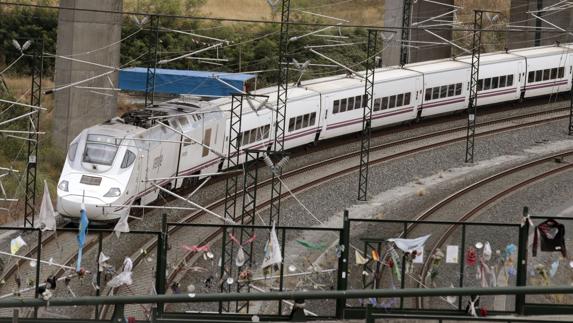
[57,43,573,221]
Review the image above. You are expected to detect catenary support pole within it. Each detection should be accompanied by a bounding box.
[269,0,291,225]
[400,0,413,66]
[465,11,484,163]
[358,29,378,201]
[24,39,43,228]
[144,15,159,109]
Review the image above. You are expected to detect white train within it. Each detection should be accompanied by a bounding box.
[57,43,573,221]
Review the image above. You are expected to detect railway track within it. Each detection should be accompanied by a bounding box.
[101,107,573,319]
[400,151,573,309]
[0,104,568,319]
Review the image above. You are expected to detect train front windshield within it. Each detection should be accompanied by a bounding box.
[83,134,120,166]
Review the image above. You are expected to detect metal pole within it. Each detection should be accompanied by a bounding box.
[24,39,43,228]
[534,0,542,47]
[400,0,413,66]
[458,223,467,310]
[569,66,573,135]
[336,210,350,318]
[516,206,530,315]
[144,15,159,108]
[156,214,168,316]
[222,94,244,313]
[95,231,103,319]
[269,0,291,225]
[278,227,287,315]
[33,229,41,318]
[358,30,378,201]
[465,11,484,163]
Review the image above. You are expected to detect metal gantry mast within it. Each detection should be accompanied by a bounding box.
[464,11,484,164]
[269,0,291,225]
[569,74,573,135]
[357,30,378,201]
[220,94,244,313]
[144,15,159,108]
[400,0,413,66]
[24,40,43,228]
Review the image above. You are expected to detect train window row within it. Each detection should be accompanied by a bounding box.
[241,124,270,146]
[425,83,462,101]
[289,112,317,132]
[333,95,367,114]
[478,74,514,91]
[373,92,411,111]
[528,67,565,83]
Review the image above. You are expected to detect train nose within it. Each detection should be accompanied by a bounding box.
[57,195,110,220]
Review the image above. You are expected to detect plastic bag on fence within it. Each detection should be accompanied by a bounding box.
[107,257,133,288]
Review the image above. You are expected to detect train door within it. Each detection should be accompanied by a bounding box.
[518,60,526,99]
[414,75,424,120]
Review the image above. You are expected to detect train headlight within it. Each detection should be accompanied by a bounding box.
[104,187,121,197]
[58,180,69,192]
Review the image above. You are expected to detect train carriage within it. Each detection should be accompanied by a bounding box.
[57,42,573,222]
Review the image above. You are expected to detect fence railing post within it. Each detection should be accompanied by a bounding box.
[156,214,168,316]
[33,229,42,318]
[336,210,350,319]
[516,206,530,315]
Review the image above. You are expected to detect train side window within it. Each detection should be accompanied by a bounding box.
[543,69,550,81]
[355,95,362,110]
[425,88,432,101]
[382,97,389,110]
[559,67,565,78]
[507,75,513,86]
[432,87,439,100]
[404,92,411,105]
[447,84,455,96]
[347,97,354,112]
[121,150,136,168]
[289,117,295,132]
[397,94,404,107]
[528,71,535,83]
[340,98,347,113]
[440,85,447,98]
[535,70,542,82]
[484,78,491,90]
[68,142,78,162]
[263,125,270,139]
[374,98,381,111]
[477,79,483,91]
[295,116,303,130]
[551,68,558,79]
[389,95,396,109]
[309,112,316,126]
[304,113,311,127]
[455,83,462,95]
[333,100,340,114]
[492,77,499,89]
[499,75,506,88]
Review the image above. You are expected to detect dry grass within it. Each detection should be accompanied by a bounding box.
[199,0,384,25]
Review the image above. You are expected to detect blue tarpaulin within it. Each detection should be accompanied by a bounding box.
[119,67,255,96]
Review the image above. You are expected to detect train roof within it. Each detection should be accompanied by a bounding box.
[509,43,573,58]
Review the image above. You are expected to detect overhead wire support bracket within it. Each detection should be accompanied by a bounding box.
[144,15,159,108]
[24,39,43,228]
[464,10,498,163]
[269,0,291,226]
[357,29,378,201]
[400,0,413,66]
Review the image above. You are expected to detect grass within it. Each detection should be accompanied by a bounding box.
[1,75,61,224]
[198,0,384,25]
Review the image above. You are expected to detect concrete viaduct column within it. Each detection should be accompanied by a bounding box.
[383,0,453,66]
[52,0,123,150]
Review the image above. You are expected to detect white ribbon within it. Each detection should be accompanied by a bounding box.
[521,214,533,227]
